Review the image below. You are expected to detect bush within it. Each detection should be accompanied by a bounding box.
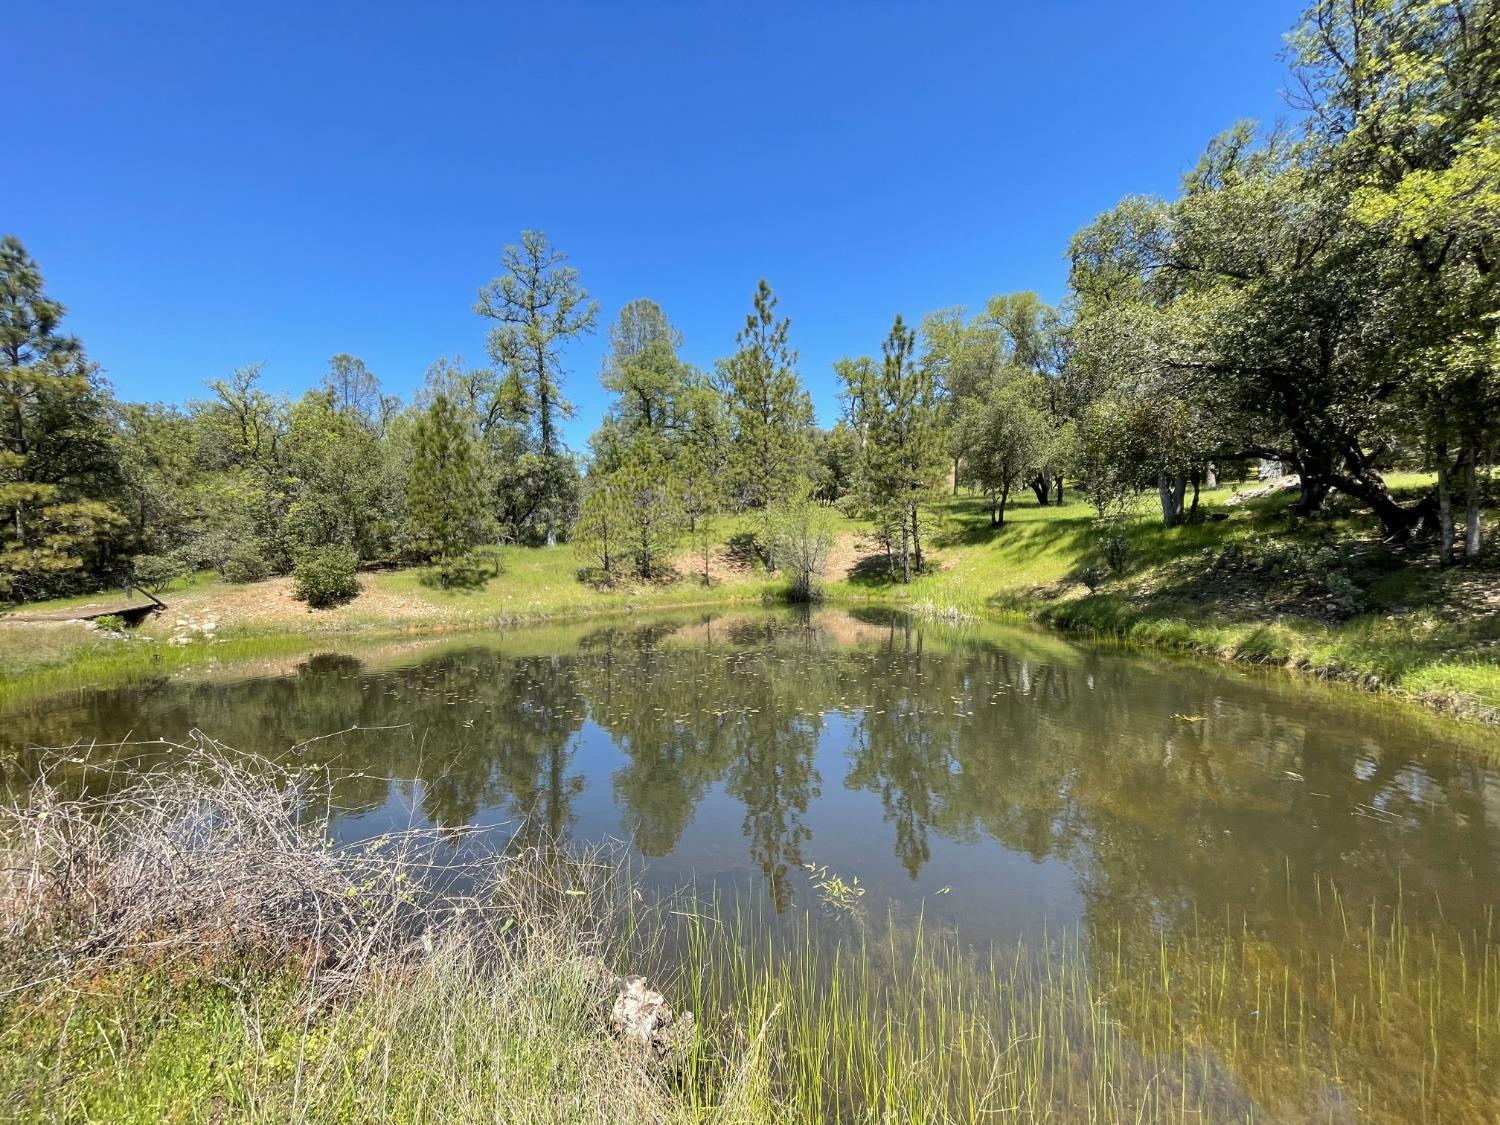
[221,545,270,584]
[130,553,185,595]
[1098,529,1132,575]
[1079,564,1105,594]
[771,496,837,601]
[292,546,360,608]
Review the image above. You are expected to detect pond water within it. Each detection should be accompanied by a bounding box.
[4,606,1497,948]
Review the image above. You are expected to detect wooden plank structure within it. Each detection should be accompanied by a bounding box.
[1,588,166,626]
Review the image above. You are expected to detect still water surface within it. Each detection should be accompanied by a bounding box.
[4,606,1497,951]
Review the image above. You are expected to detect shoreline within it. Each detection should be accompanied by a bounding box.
[3,579,1495,734]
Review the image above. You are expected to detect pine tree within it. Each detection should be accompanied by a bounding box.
[613,438,684,580]
[572,473,624,583]
[0,236,125,599]
[841,316,943,582]
[474,231,598,546]
[406,393,485,582]
[719,280,813,569]
[600,299,687,441]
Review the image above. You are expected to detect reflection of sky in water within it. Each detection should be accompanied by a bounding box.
[331,711,1083,944]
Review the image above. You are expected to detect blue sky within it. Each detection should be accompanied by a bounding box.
[8,1,1304,447]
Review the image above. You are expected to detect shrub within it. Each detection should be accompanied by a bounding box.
[130,553,185,595]
[771,496,837,601]
[1079,564,1104,594]
[1098,530,1131,575]
[292,546,360,608]
[221,545,270,584]
[92,614,127,632]
[1323,571,1368,615]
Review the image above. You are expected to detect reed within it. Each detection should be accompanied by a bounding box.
[2,744,1496,1122]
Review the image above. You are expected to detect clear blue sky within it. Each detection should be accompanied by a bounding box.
[8,1,1304,447]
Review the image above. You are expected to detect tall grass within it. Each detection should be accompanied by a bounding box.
[3,743,1497,1122]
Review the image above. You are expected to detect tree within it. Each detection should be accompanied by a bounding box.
[955,374,1050,526]
[1287,0,1499,558]
[719,280,814,568]
[811,421,859,503]
[613,439,684,580]
[0,236,125,599]
[407,393,486,581]
[770,491,837,600]
[475,231,598,545]
[842,316,944,582]
[115,402,196,556]
[189,364,291,572]
[600,299,689,442]
[572,474,624,583]
[322,354,397,435]
[282,388,391,558]
[1068,127,1442,537]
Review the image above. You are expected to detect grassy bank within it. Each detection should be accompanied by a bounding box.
[4,744,1497,1122]
[3,478,1496,721]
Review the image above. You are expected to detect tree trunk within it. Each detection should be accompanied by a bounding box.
[1204,462,1217,489]
[1055,476,1063,505]
[1294,473,1331,516]
[1030,471,1052,506]
[1464,440,1482,560]
[1326,469,1437,541]
[1437,446,1455,566]
[990,494,999,527]
[952,456,960,496]
[1188,472,1201,521]
[1158,473,1178,527]
[998,484,1010,526]
[910,504,923,572]
[900,520,911,584]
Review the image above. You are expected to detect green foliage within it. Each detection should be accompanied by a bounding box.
[1097,527,1131,574]
[591,438,685,580]
[282,383,394,558]
[572,474,624,583]
[407,394,487,572]
[770,493,837,601]
[130,552,184,594]
[839,315,945,581]
[292,544,360,607]
[953,373,1049,525]
[0,236,127,601]
[719,281,814,563]
[474,231,598,546]
[221,544,269,585]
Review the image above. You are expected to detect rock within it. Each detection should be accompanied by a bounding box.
[608,975,695,1065]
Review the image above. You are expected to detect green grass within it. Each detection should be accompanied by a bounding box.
[7,879,1497,1122]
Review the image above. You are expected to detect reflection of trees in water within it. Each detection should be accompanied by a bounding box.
[5,611,1499,940]
[579,614,831,909]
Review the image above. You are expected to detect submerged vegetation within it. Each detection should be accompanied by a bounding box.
[3,741,1498,1122]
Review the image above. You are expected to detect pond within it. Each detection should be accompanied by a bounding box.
[4,606,1499,1117]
